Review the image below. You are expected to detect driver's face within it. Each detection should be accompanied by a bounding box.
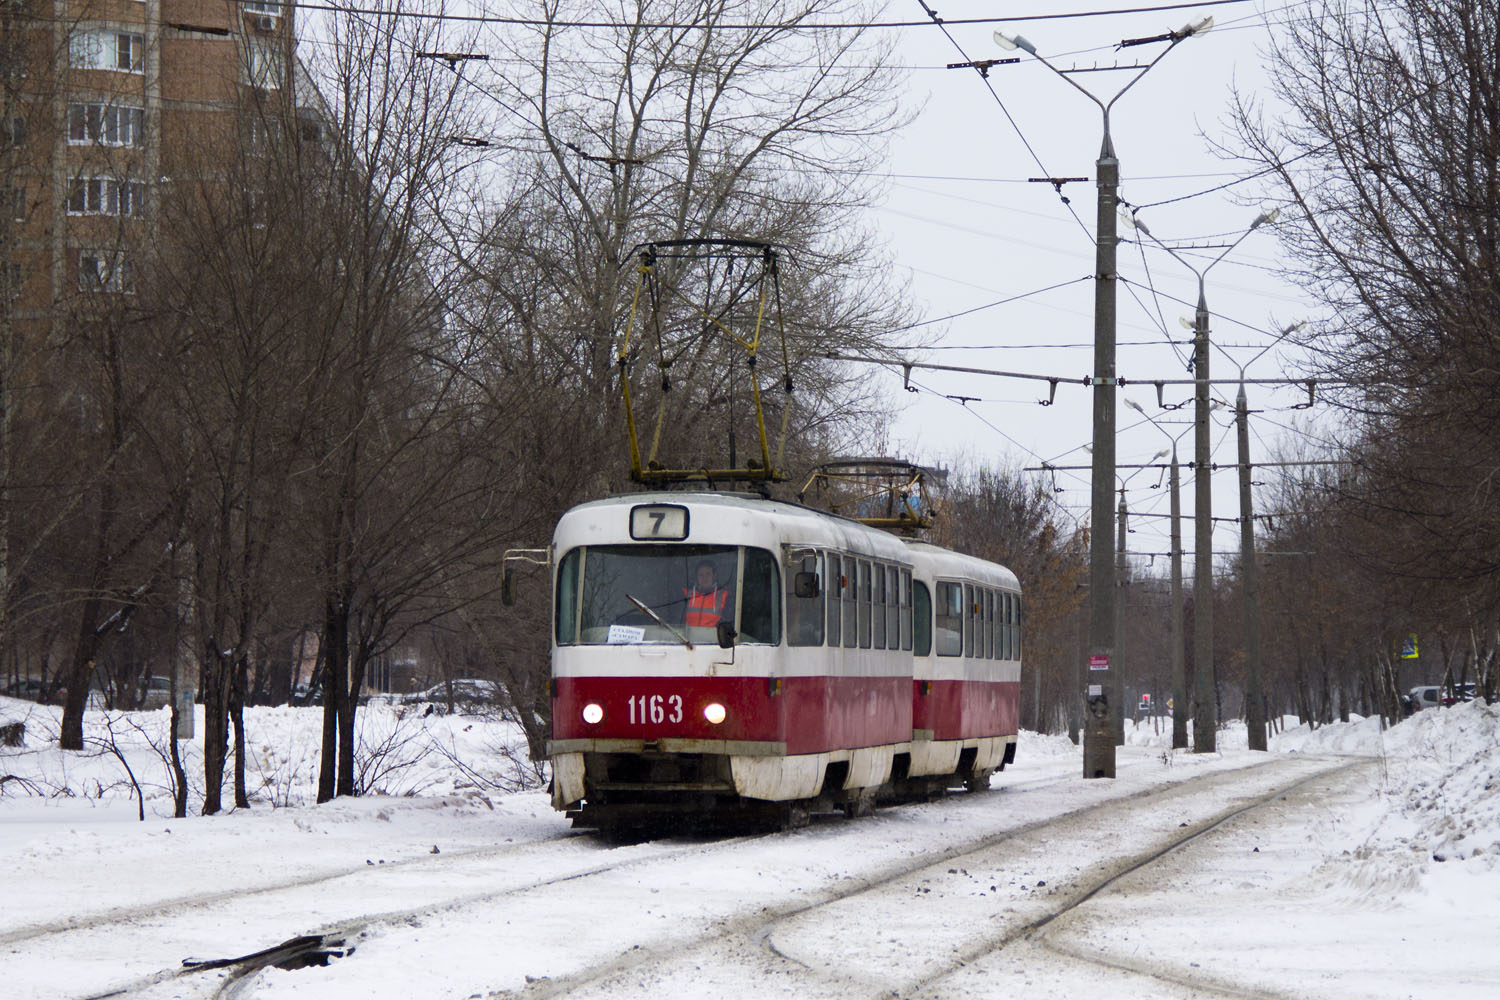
[696,566,717,590]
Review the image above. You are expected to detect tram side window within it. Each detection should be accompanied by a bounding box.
[842,555,857,648]
[1011,592,1021,659]
[740,548,781,644]
[998,592,1009,660]
[914,579,932,655]
[963,584,975,657]
[787,551,824,647]
[900,569,913,651]
[1015,593,1023,659]
[872,563,886,650]
[884,566,896,649]
[989,590,1000,659]
[826,554,842,647]
[996,590,1008,659]
[982,589,993,659]
[936,581,962,656]
[1001,592,1013,660]
[857,560,872,649]
[555,548,581,644]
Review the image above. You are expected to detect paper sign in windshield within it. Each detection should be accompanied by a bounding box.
[607,625,646,644]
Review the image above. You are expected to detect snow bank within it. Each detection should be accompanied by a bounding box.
[0,695,542,818]
[3,694,1496,876]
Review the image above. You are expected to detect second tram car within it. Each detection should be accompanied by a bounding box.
[547,492,1021,830]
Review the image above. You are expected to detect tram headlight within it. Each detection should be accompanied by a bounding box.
[582,703,604,724]
[703,702,727,725]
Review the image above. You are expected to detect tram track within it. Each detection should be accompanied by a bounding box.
[32,832,767,1000]
[29,752,1340,1000]
[899,760,1375,1000]
[34,756,1110,1000]
[475,754,1353,1000]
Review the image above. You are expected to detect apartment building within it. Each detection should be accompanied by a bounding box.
[4,0,298,315]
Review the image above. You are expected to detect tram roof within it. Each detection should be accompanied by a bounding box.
[902,539,1020,592]
[555,491,914,561]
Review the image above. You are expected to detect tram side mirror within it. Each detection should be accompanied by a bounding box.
[716,621,738,648]
[793,571,820,599]
[501,567,515,606]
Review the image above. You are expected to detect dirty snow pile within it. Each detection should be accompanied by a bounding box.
[1364,700,1500,865]
[1118,701,1500,873]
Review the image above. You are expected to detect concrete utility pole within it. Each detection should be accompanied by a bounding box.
[1168,444,1187,749]
[1191,286,1217,753]
[1125,400,1190,748]
[995,16,1212,779]
[1237,382,1267,750]
[1115,492,1128,745]
[1124,206,1279,754]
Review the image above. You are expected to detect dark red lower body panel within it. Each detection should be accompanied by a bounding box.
[912,679,1020,742]
[553,674,911,755]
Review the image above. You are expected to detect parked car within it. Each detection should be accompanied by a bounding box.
[291,683,323,706]
[1408,683,1475,712]
[139,676,172,709]
[4,678,43,701]
[401,679,499,713]
[1444,682,1476,705]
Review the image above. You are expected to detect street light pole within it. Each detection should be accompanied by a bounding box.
[1235,381,1266,751]
[1115,490,1127,744]
[1191,280,1216,752]
[1125,207,1278,753]
[1126,401,1190,749]
[995,17,1212,779]
[1222,321,1299,752]
[1168,440,1186,748]
[1111,449,1165,745]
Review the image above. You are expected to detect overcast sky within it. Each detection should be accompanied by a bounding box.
[871,0,1331,574]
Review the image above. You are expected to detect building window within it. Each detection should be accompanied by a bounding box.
[243,0,281,11]
[79,250,132,292]
[68,103,145,147]
[244,42,284,90]
[69,31,146,73]
[67,177,146,217]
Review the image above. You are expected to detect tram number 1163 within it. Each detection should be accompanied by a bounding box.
[628,693,684,725]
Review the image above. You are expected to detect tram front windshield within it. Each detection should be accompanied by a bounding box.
[556,544,780,645]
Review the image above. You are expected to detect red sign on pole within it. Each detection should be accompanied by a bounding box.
[1088,655,1109,671]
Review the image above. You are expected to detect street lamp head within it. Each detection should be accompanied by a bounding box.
[1117,207,1151,236]
[993,30,1037,55]
[1250,207,1281,230]
[1125,398,1145,413]
[1184,15,1214,36]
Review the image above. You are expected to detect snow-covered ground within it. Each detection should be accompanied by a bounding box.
[1,695,1496,999]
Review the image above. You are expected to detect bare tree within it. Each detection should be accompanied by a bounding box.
[1228,2,1500,586]
[466,0,915,483]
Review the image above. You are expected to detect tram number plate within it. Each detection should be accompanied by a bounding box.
[630,504,689,540]
[627,693,683,725]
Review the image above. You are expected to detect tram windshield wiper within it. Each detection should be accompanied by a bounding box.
[626,594,694,650]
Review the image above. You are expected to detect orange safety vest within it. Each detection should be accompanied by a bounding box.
[683,587,728,627]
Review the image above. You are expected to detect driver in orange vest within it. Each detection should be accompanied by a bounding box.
[683,561,729,627]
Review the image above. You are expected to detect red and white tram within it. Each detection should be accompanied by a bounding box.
[547,491,1021,830]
